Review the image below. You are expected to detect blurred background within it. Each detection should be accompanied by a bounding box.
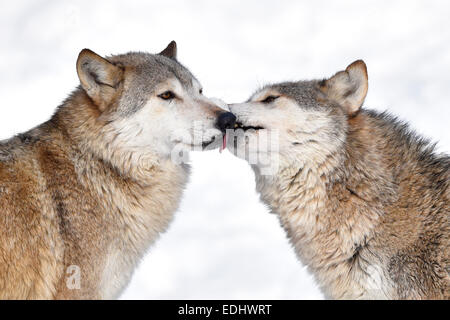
[0,0,449,299]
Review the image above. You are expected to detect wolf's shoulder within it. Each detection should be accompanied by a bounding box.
[362,109,449,169]
[0,130,42,163]
[360,109,449,214]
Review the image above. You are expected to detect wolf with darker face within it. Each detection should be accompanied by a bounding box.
[0,41,235,299]
[228,60,449,299]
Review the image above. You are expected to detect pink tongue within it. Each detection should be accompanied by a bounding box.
[220,134,227,153]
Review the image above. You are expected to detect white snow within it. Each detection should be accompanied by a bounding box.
[0,0,449,299]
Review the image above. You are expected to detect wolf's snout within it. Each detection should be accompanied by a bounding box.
[216,112,236,132]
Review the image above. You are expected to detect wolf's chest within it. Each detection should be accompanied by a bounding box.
[96,168,189,299]
[255,168,395,299]
[98,203,177,299]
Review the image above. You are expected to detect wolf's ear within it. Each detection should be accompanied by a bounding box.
[320,60,368,116]
[159,41,177,60]
[76,49,123,111]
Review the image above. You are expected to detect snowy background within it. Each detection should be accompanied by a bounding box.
[0,0,449,299]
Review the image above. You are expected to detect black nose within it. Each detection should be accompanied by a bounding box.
[216,112,236,132]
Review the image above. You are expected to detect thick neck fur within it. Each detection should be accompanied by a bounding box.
[253,111,402,299]
[42,90,190,298]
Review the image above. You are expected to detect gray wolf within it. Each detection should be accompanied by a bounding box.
[227,60,449,299]
[0,41,235,299]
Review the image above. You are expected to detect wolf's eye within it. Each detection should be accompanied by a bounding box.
[158,91,175,100]
[261,96,279,104]
[199,88,203,95]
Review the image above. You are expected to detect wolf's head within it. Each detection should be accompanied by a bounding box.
[227,60,368,173]
[75,41,235,164]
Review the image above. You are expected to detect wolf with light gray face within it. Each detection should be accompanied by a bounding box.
[228,60,449,299]
[0,41,235,299]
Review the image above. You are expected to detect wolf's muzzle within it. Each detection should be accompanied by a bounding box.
[216,112,236,132]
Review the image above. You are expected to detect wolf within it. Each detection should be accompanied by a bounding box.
[0,41,235,299]
[227,60,449,299]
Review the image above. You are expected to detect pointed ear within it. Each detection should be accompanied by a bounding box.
[321,60,368,116]
[159,41,177,60]
[76,49,123,111]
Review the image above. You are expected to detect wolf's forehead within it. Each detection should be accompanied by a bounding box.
[112,52,197,89]
[254,81,319,106]
[112,52,198,115]
[139,56,196,89]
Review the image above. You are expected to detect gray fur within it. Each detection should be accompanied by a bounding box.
[229,60,449,299]
[108,52,198,115]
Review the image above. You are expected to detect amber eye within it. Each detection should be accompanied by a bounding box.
[261,95,279,103]
[158,91,175,100]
